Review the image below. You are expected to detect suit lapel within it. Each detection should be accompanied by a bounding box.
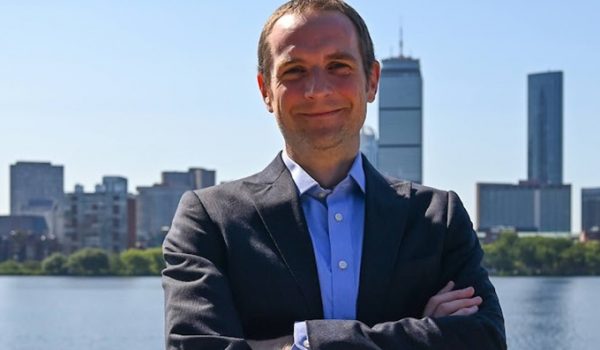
[357,158,412,325]
[247,154,323,319]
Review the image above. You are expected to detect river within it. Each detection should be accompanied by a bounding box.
[0,276,598,349]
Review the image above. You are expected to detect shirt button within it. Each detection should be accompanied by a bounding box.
[338,260,348,270]
[303,339,310,348]
[334,213,343,222]
[318,192,327,199]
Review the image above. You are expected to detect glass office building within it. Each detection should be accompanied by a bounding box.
[377,56,422,183]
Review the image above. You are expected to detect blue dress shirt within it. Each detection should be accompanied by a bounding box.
[281,151,366,349]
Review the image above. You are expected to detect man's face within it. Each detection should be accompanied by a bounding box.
[258,10,380,154]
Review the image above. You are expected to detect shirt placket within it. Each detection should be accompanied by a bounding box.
[326,184,356,320]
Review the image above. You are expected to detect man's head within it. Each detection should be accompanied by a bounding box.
[257,0,380,156]
[258,0,376,85]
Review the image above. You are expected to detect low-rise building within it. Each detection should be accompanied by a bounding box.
[582,188,600,240]
[63,177,129,254]
[136,167,215,246]
[477,181,571,233]
[0,215,58,261]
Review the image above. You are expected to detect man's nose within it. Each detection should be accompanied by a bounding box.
[304,68,332,99]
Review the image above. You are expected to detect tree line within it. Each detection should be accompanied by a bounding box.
[482,233,600,275]
[1,234,600,276]
[0,247,164,276]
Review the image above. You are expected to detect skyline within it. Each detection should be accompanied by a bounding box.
[2,1,599,231]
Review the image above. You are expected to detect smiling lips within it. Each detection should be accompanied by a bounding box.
[298,108,346,118]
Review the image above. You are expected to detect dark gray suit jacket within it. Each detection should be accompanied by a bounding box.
[162,154,506,349]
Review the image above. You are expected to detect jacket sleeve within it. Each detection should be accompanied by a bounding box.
[304,191,507,350]
[162,191,253,350]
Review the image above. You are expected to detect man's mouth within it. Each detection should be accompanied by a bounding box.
[299,108,345,118]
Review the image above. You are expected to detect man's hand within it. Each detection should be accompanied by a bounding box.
[422,281,483,318]
[247,335,293,350]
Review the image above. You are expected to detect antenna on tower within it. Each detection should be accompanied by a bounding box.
[399,18,404,58]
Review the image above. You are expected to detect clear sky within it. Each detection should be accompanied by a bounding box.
[1,0,599,231]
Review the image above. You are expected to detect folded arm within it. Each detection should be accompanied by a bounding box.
[301,191,506,350]
[163,190,506,350]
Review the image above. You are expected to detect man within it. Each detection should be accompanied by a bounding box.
[162,1,506,349]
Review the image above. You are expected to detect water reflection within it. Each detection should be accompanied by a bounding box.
[0,277,164,350]
[1,277,599,350]
[493,277,600,350]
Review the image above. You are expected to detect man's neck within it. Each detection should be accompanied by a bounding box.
[285,145,358,189]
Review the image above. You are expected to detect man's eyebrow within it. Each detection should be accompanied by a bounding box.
[277,51,358,69]
[278,57,306,68]
[325,51,358,61]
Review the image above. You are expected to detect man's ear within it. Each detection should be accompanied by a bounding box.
[257,73,274,113]
[366,60,381,103]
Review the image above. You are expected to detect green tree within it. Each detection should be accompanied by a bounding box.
[482,233,518,275]
[514,237,572,275]
[20,260,41,275]
[584,241,600,274]
[121,249,153,275]
[558,243,588,275]
[42,253,69,275]
[145,247,165,275]
[482,233,600,276]
[66,248,110,276]
[0,260,23,275]
[109,253,124,276]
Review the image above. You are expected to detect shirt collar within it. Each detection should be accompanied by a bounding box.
[281,150,366,196]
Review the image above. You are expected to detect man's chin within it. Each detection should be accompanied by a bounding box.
[303,135,346,152]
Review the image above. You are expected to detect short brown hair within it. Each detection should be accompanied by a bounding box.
[258,0,376,84]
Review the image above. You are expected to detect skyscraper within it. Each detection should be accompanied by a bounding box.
[377,55,423,183]
[359,125,378,167]
[476,71,571,233]
[10,162,64,239]
[582,188,600,234]
[528,71,563,185]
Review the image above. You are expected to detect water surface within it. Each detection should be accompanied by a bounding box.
[1,276,599,350]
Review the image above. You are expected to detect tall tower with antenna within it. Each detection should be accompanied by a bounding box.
[399,25,403,57]
[377,25,423,183]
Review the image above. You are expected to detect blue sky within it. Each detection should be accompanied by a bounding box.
[1,0,599,231]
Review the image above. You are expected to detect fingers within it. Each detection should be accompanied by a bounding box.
[436,281,455,295]
[423,281,456,316]
[430,286,476,308]
[450,305,479,316]
[433,296,482,317]
[423,282,483,318]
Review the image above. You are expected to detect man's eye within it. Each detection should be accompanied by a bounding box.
[283,67,304,75]
[329,62,351,73]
